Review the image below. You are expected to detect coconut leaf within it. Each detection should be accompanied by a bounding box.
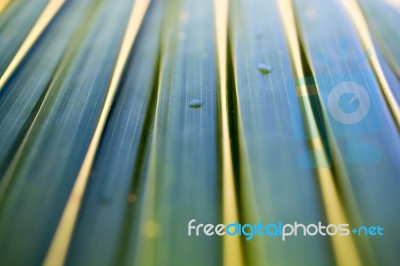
[132,0,222,265]
[66,1,163,264]
[0,0,133,264]
[292,0,400,264]
[229,0,333,265]
[0,0,399,265]
[357,0,400,77]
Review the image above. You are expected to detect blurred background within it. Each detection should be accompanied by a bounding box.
[0,0,399,265]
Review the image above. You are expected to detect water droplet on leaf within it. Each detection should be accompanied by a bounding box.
[257,63,273,75]
[189,99,203,108]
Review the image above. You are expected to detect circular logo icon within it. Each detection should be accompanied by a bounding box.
[327,82,370,124]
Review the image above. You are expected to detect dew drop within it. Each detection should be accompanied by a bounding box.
[189,99,203,108]
[257,63,273,75]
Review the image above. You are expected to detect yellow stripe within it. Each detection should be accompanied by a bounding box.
[0,0,66,90]
[43,0,151,265]
[0,0,14,14]
[214,0,244,266]
[0,0,104,206]
[296,83,318,97]
[278,0,362,265]
[133,63,162,266]
[340,0,400,130]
